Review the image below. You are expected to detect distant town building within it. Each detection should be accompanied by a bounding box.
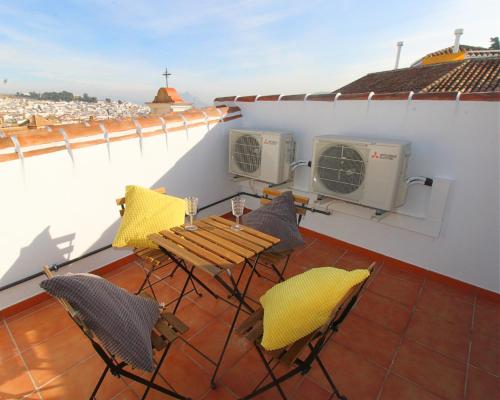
[146,87,193,115]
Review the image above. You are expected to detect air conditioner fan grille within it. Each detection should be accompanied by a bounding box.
[316,144,365,194]
[233,135,261,173]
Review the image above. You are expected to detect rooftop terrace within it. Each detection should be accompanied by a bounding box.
[1,228,498,400]
[0,44,499,399]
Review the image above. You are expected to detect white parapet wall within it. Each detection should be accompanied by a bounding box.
[227,96,499,293]
[0,108,241,309]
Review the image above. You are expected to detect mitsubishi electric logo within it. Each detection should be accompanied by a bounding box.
[263,139,278,145]
[371,151,397,160]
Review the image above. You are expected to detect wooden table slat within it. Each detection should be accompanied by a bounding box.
[209,216,280,245]
[188,227,255,258]
[196,221,265,253]
[171,227,245,265]
[202,219,273,248]
[160,230,233,269]
[148,233,221,276]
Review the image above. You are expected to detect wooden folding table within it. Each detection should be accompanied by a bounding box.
[149,215,280,388]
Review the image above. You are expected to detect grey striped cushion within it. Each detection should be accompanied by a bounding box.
[40,273,160,372]
[242,191,304,253]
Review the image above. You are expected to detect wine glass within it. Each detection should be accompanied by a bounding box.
[231,196,245,231]
[185,196,198,231]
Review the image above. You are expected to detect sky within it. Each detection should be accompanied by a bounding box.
[0,0,498,104]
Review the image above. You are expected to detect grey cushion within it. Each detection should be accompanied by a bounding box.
[40,273,160,372]
[242,191,305,253]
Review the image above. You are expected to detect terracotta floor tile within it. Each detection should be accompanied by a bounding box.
[156,348,212,399]
[0,353,36,399]
[291,377,331,400]
[476,296,500,310]
[308,343,386,400]
[368,272,422,306]
[142,280,181,306]
[470,330,500,376]
[181,319,252,374]
[106,264,147,293]
[380,374,442,400]
[220,350,284,399]
[473,300,500,339]
[5,298,56,322]
[392,339,466,400]
[185,288,233,317]
[38,354,126,400]
[417,285,473,328]
[21,324,94,387]
[406,309,470,362]
[6,301,73,351]
[333,313,400,368]
[199,386,237,400]
[301,242,346,265]
[425,279,475,304]
[353,290,412,334]
[466,366,499,400]
[0,323,17,361]
[336,251,378,270]
[173,300,215,339]
[111,388,140,400]
[379,261,424,284]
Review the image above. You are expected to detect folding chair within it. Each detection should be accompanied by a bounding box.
[116,187,201,302]
[42,266,194,400]
[236,262,375,400]
[237,188,309,285]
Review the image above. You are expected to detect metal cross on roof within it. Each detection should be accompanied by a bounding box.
[162,68,171,88]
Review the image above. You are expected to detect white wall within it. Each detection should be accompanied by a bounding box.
[0,120,240,309]
[232,99,500,292]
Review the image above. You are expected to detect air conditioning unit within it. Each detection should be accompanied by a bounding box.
[229,129,295,184]
[311,135,411,211]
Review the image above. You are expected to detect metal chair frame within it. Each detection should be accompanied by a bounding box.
[235,188,309,286]
[41,266,195,400]
[236,263,375,400]
[116,187,201,302]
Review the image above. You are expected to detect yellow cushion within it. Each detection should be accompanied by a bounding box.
[259,267,370,350]
[113,185,185,249]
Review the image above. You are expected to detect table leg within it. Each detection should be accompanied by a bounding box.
[210,254,261,388]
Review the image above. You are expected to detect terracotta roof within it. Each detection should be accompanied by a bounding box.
[152,87,186,104]
[422,58,499,93]
[333,58,499,94]
[333,63,459,94]
[0,106,241,163]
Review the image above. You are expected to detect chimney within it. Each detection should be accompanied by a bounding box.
[394,41,404,69]
[453,28,463,53]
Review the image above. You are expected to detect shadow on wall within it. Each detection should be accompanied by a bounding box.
[2,121,239,289]
[2,226,75,285]
[82,122,239,264]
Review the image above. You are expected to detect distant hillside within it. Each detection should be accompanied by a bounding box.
[180,92,207,108]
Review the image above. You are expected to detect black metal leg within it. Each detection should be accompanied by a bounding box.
[314,355,347,400]
[89,365,109,400]
[141,344,171,400]
[173,264,195,314]
[210,255,260,388]
[254,345,287,400]
[277,253,292,282]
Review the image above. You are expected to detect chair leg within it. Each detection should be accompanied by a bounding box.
[140,344,171,400]
[278,253,292,282]
[254,345,287,400]
[314,355,347,400]
[89,365,109,400]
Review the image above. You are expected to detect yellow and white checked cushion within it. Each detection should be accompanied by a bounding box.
[113,185,185,249]
[259,267,370,350]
